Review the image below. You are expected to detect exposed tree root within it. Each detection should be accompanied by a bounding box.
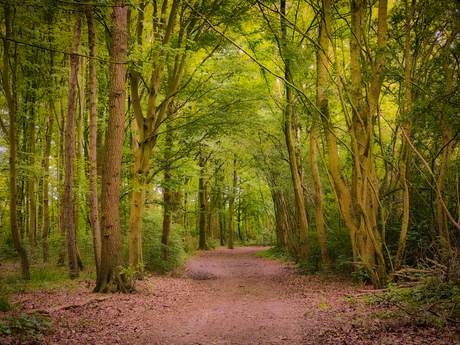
[26,295,111,315]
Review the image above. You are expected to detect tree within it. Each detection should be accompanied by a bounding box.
[1,4,30,279]
[64,14,82,279]
[227,161,237,250]
[94,1,130,294]
[85,2,102,276]
[279,0,311,261]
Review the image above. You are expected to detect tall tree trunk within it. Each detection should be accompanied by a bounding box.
[395,0,416,272]
[85,3,102,276]
[57,102,67,266]
[436,22,459,254]
[321,0,388,288]
[2,5,30,279]
[280,0,310,260]
[228,162,237,250]
[42,102,54,263]
[161,110,175,262]
[128,0,181,269]
[28,108,37,253]
[313,0,332,269]
[64,15,82,279]
[198,153,207,250]
[310,123,331,268]
[94,1,130,293]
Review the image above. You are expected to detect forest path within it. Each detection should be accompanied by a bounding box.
[155,246,306,344]
[6,246,458,344]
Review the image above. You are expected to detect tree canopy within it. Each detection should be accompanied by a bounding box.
[0,0,459,296]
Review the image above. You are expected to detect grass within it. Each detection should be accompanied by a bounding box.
[255,247,292,261]
[0,262,96,295]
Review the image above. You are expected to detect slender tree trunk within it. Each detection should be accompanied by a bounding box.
[85,3,102,276]
[2,5,30,279]
[198,153,207,250]
[161,111,175,262]
[280,0,310,260]
[57,102,67,266]
[128,0,180,269]
[436,23,458,254]
[42,103,54,263]
[313,0,332,269]
[395,0,416,272]
[64,15,82,279]
[228,163,237,250]
[310,123,331,268]
[28,109,37,252]
[94,1,130,294]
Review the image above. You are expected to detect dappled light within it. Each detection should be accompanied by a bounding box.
[1,0,459,343]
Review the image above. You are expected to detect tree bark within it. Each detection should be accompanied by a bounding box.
[85,3,102,276]
[28,108,37,253]
[64,15,82,279]
[280,0,310,260]
[2,5,30,279]
[94,2,130,294]
[228,163,237,250]
[42,103,54,263]
[198,152,208,250]
[395,0,416,272]
[128,0,181,269]
[313,0,332,270]
[161,110,175,262]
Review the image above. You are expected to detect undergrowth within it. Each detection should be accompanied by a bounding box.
[255,247,292,261]
[142,212,190,274]
[0,313,53,341]
[360,251,460,326]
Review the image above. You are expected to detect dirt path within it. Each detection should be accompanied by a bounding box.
[159,246,306,344]
[4,246,459,344]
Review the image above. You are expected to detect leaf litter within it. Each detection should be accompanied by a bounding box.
[1,246,458,344]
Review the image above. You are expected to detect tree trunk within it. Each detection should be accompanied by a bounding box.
[85,3,102,276]
[310,123,331,269]
[64,15,82,279]
[42,102,54,263]
[161,111,175,262]
[94,2,130,294]
[228,163,237,250]
[198,153,207,250]
[280,0,310,260]
[127,0,180,269]
[313,0,332,269]
[2,5,30,279]
[436,23,458,254]
[28,109,37,253]
[395,0,416,272]
[57,102,67,267]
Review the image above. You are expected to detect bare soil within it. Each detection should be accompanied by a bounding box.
[2,246,459,344]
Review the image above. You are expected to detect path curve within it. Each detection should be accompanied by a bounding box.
[156,246,306,344]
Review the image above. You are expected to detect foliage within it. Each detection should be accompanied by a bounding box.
[117,264,142,291]
[0,264,90,294]
[368,253,460,326]
[142,212,189,274]
[0,293,12,312]
[255,247,291,262]
[0,313,53,340]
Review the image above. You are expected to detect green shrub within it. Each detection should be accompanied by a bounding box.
[0,313,53,340]
[0,293,12,312]
[370,253,460,326]
[0,228,17,261]
[256,247,292,261]
[142,212,188,274]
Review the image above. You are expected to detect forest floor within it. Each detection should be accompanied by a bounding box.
[2,246,459,344]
